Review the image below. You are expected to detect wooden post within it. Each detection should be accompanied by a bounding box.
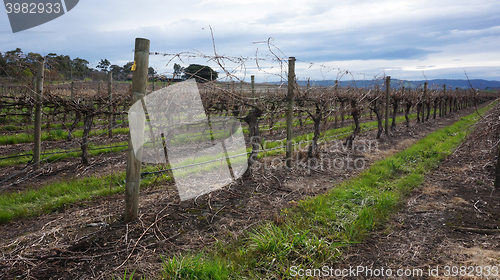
[108,72,113,138]
[124,38,150,222]
[423,82,428,121]
[27,77,35,126]
[385,76,391,135]
[495,146,500,189]
[33,58,44,171]
[251,75,255,96]
[286,57,296,168]
[70,81,75,99]
[439,85,446,116]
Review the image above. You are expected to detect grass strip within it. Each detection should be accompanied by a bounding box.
[0,126,130,145]
[159,101,496,279]
[0,141,129,167]
[0,165,172,223]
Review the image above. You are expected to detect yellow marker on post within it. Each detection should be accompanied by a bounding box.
[131,61,137,72]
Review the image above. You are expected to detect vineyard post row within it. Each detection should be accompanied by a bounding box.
[0,38,496,219]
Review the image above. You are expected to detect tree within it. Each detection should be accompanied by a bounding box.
[173,63,183,78]
[109,64,123,77]
[0,48,41,81]
[96,58,110,72]
[0,53,7,76]
[3,48,24,77]
[183,64,218,82]
[122,61,134,75]
[45,53,72,79]
[148,67,156,76]
[72,57,90,78]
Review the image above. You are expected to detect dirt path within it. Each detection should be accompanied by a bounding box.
[0,103,493,279]
[334,104,500,280]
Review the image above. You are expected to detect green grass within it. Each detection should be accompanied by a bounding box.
[159,100,496,279]
[0,141,129,167]
[0,165,172,223]
[161,254,231,280]
[0,120,129,132]
[0,126,129,145]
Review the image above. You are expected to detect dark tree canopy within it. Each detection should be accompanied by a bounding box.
[109,64,123,77]
[122,61,134,75]
[96,59,111,72]
[182,64,218,82]
[173,63,183,78]
[148,67,157,76]
[0,48,180,82]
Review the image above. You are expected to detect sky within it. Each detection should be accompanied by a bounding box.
[1,0,500,82]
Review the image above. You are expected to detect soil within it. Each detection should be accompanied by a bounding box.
[0,102,496,279]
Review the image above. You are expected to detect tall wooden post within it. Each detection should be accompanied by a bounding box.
[108,72,113,138]
[494,144,500,188]
[33,58,44,171]
[439,85,446,116]
[424,82,428,121]
[286,57,296,168]
[251,75,255,96]
[27,77,35,126]
[124,38,150,222]
[385,76,391,135]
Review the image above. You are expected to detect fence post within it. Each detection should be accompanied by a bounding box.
[286,57,296,168]
[495,147,500,189]
[424,82,428,121]
[251,75,255,96]
[108,72,113,138]
[439,85,446,116]
[33,58,44,171]
[26,77,35,126]
[124,38,150,222]
[385,76,391,135]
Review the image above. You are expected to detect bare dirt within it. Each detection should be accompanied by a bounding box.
[0,102,496,279]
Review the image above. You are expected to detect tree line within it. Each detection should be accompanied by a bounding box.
[0,48,219,83]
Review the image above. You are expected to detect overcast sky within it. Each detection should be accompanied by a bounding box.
[1,0,499,82]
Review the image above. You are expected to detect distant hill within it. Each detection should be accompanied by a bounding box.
[293,79,500,90]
